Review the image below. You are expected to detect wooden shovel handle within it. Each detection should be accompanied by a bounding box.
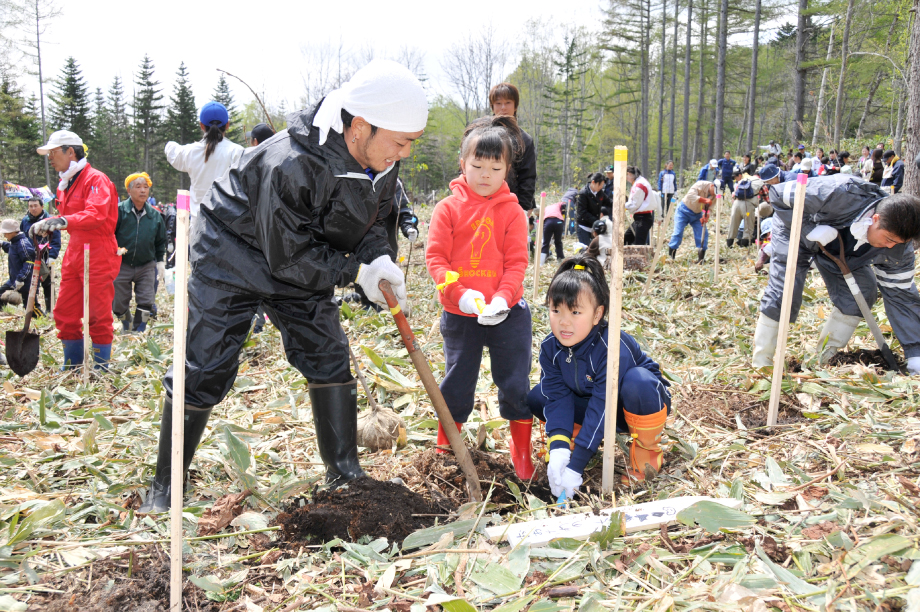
[378,280,483,502]
[21,241,43,332]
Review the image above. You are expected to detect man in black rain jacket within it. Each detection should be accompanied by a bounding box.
[140,60,428,513]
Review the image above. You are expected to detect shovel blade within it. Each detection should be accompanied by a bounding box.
[880,344,903,373]
[5,330,40,377]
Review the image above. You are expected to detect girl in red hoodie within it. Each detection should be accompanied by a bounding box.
[426,115,535,479]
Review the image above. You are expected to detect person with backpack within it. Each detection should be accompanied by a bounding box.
[752,175,920,375]
[727,176,763,248]
[657,161,676,217]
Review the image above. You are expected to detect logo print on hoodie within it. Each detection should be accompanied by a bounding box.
[469,218,493,269]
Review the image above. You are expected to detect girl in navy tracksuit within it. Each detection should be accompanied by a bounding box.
[527,256,671,498]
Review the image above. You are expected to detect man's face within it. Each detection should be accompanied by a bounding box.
[867,214,906,248]
[46,146,76,172]
[605,171,613,180]
[491,97,516,117]
[357,124,424,174]
[764,176,780,186]
[28,201,43,217]
[128,180,149,206]
[724,152,730,159]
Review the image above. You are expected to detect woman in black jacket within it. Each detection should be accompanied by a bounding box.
[575,173,610,245]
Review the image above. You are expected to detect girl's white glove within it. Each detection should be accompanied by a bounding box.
[908,356,920,375]
[558,468,583,499]
[478,297,510,325]
[458,290,485,315]
[547,448,571,497]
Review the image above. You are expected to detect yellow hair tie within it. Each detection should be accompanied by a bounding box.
[124,172,152,191]
[573,265,585,270]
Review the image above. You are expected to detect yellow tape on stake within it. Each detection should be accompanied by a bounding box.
[390,305,401,315]
[614,148,628,162]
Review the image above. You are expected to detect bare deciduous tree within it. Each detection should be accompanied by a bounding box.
[440,24,509,125]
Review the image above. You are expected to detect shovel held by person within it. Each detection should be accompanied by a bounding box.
[378,279,483,502]
[5,240,43,376]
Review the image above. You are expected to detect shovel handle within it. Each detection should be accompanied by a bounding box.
[21,242,43,332]
[378,280,483,502]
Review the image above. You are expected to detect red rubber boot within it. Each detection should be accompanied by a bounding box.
[508,419,536,480]
[436,422,463,454]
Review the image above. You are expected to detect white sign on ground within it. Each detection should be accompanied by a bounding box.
[484,496,744,547]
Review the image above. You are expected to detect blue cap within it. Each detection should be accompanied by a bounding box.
[759,164,780,181]
[200,102,229,127]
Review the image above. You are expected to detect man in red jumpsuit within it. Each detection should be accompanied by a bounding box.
[32,131,120,369]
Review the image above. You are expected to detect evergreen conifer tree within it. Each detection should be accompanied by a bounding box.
[108,76,134,195]
[164,62,199,192]
[132,54,163,177]
[212,73,243,144]
[88,87,114,180]
[49,56,92,138]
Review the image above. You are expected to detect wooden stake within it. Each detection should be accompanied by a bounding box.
[531,192,547,303]
[602,146,628,495]
[713,190,722,281]
[767,174,808,427]
[50,264,55,312]
[83,244,89,384]
[170,190,191,612]
[642,191,680,296]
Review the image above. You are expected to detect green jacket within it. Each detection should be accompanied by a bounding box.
[114,199,166,267]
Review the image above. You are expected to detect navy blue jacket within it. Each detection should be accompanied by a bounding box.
[20,210,61,260]
[881,159,904,194]
[537,325,669,473]
[717,158,736,180]
[1,233,35,293]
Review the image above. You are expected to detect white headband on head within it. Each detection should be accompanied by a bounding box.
[312,59,428,145]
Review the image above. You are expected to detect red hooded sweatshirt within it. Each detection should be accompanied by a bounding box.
[426,176,528,316]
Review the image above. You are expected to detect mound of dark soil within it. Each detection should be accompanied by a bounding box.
[28,547,220,612]
[407,448,554,508]
[827,348,905,371]
[275,476,444,544]
[673,383,807,431]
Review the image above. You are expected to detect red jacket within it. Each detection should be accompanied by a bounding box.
[56,163,119,245]
[426,176,528,316]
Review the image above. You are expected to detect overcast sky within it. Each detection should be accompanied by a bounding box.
[31,0,607,116]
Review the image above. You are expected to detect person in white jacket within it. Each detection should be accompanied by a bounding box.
[624,166,657,245]
[164,102,244,219]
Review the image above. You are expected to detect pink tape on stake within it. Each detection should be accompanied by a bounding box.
[84,244,89,251]
[177,193,190,212]
[540,191,547,197]
[797,173,808,185]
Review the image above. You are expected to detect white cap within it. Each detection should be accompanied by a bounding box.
[312,59,428,145]
[37,130,84,155]
[709,159,717,167]
[0,219,19,234]
[800,157,813,171]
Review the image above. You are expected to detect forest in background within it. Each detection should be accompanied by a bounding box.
[0,0,914,203]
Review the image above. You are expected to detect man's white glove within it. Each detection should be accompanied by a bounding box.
[478,296,510,326]
[356,255,407,311]
[157,261,166,285]
[167,243,175,254]
[458,290,485,315]
[13,281,23,291]
[406,227,418,243]
[908,356,920,375]
[547,448,571,498]
[117,247,128,256]
[28,217,66,239]
[558,468,584,499]
[806,225,839,246]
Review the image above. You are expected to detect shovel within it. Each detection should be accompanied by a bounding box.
[378,279,483,502]
[6,242,44,376]
[818,235,904,373]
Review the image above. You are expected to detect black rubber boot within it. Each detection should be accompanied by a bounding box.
[668,247,677,259]
[138,397,213,514]
[309,381,365,485]
[696,248,707,264]
[726,238,734,249]
[738,238,750,248]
